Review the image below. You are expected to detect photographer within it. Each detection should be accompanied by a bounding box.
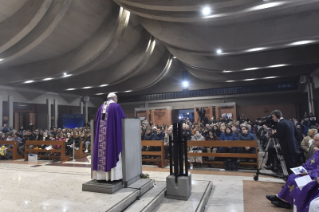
[271,110,299,174]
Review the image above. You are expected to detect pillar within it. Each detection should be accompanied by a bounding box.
[84,102,88,123]
[80,102,84,114]
[47,99,51,129]
[0,95,2,128]
[54,99,58,128]
[9,96,13,128]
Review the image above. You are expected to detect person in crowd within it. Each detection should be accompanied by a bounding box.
[205,130,217,161]
[1,124,10,133]
[153,128,164,152]
[143,128,154,140]
[152,126,157,134]
[84,132,91,153]
[238,126,257,162]
[266,133,319,209]
[188,130,205,169]
[185,125,192,140]
[218,126,237,153]
[212,125,221,138]
[301,129,318,160]
[163,127,173,159]
[309,112,317,127]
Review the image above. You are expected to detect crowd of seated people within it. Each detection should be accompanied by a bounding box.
[0,125,91,159]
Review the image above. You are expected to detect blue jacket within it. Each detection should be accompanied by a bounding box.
[153,132,164,140]
[238,132,256,140]
[219,132,237,141]
[143,133,154,140]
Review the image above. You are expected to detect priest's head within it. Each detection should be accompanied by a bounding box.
[107,92,118,103]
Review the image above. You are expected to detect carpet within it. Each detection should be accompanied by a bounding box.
[243,180,292,212]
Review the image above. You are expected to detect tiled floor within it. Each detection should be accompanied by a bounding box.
[0,155,285,212]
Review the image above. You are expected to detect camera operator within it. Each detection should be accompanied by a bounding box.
[271,110,299,174]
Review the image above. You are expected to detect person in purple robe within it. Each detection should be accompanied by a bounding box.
[265,133,319,209]
[92,92,126,181]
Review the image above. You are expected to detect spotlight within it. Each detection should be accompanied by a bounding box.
[43,78,53,81]
[24,80,34,83]
[0,59,3,61]
[202,6,211,16]
[243,67,259,71]
[125,90,132,93]
[66,88,75,90]
[182,81,189,88]
[216,49,223,54]
[290,40,315,46]
[246,47,267,52]
[250,2,284,11]
[99,84,108,87]
[268,64,287,68]
[63,72,67,76]
[95,93,104,95]
[63,74,72,78]
[83,86,92,89]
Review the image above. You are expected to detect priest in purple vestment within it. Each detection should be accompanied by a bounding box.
[265,133,319,209]
[92,92,126,181]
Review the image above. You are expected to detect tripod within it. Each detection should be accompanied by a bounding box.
[254,137,289,181]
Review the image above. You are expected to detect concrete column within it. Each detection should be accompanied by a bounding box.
[8,96,13,128]
[54,99,58,128]
[0,95,2,128]
[84,102,88,123]
[47,99,51,129]
[80,102,84,114]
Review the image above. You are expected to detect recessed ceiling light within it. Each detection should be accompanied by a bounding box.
[243,67,259,71]
[99,84,109,87]
[264,76,277,79]
[43,78,53,81]
[66,88,75,90]
[246,47,267,52]
[0,59,3,61]
[202,6,211,16]
[244,78,256,81]
[290,40,316,46]
[95,93,104,95]
[226,80,235,82]
[125,90,132,93]
[83,86,92,89]
[63,74,72,78]
[223,70,233,73]
[24,80,34,83]
[173,56,176,59]
[250,2,284,11]
[268,64,287,68]
[182,81,189,88]
[216,49,223,54]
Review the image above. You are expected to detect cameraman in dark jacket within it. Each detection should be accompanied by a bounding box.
[271,110,299,174]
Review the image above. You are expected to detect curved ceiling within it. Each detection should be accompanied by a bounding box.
[1,0,319,98]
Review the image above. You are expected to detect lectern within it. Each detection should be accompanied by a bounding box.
[82,119,141,194]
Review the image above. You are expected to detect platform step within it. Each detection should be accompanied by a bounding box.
[124,181,166,212]
[106,179,155,212]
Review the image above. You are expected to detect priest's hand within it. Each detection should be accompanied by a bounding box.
[300,170,308,176]
[314,147,319,152]
[245,147,250,151]
[317,177,319,184]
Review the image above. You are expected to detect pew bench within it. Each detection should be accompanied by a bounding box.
[24,140,70,162]
[187,140,259,168]
[0,141,24,160]
[141,140,168,168]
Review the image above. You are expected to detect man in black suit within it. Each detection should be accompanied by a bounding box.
[271,110,299,174]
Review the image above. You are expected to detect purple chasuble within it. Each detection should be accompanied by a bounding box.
[92,100,125,172]
[278,150,319,206]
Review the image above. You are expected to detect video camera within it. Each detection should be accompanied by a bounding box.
[256,115,277,129]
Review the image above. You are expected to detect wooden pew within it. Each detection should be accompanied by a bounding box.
[187,140,259,168]
[0,141,24,160]
[74,140,87,159]
[24,140,70,162]
[141,140,168,168]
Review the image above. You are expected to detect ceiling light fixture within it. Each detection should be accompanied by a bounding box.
[95,93,104,95]
[268,64,287,68]
[173,56,176,59]
[246,47,267,52]
[216,49,223,54]
[43,78,53,81]
[290,40,316,46]
[24,80,34,84]
[66,88,75,90]
[83,86,92,89]
[182,81,189,88]
[226,80,235,82]
[202,6,211,16]
[264,76,277,79]
[125,90,132,93]
[99,84,109,87]
[244,78,256,81]
[63,74,72,78]
[0,59,3,61]
[243,67,259,71]
[223,70,233,73]
[250,2,284,11]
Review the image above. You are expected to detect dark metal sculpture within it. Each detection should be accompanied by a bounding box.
[169,122,188,182]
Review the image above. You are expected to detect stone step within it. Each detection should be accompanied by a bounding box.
[106,179,155,212]
[124,181,166,212]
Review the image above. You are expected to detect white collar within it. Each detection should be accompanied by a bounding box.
[278,117,284,122]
